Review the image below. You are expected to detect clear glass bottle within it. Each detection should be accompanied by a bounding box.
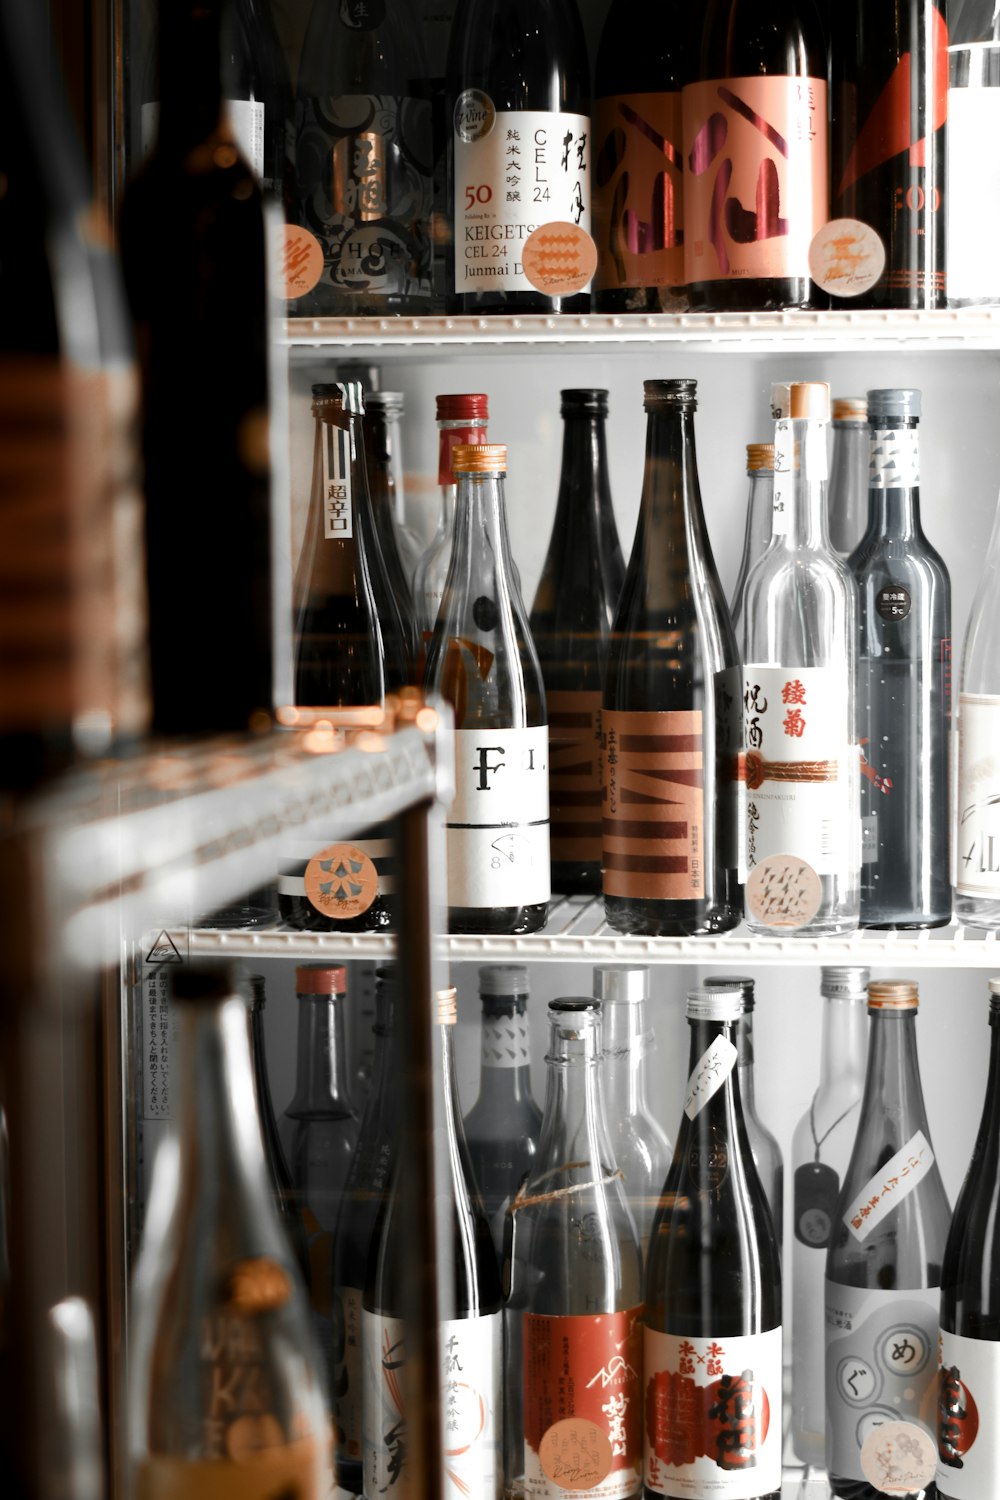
[938,975,1000,1498]
[828,397,869,557]
[413,393,489,637]
[644,986,783,1500]
[947,8,1000,307]
[128,963,332,1499]
[592,964,671,1269]
[506,1001,643,1500]
[293,0,434,315]
[955,484,1000,928]
[462,965,543,1259]
[790,965,869,1467]
[530,390,626,897]
[729,443,775,624]
[603,379,741,936]
[363,391,420,665]
[703,974,784,1244]
[277,965,359,1398]
[825,980,951,1499]
[363,987,502,1500]
[851,388,952,928]
[424,443,550,935]
[246,974,308,1275]
[742,380,860,936]
[331,967,398,1495]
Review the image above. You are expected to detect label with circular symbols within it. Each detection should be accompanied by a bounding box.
[809,218,887,298]
[455,89,495,144]
[875,585,912,623]
[304,843,379,918]
[746,854,823,929]
[860,1420,937,1493]
[522,221,598,298]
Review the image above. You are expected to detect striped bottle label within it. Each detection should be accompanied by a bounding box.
[548,688,604,865]
[602,709,706,901]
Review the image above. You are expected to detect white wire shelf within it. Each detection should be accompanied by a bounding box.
[175,894,1000,968]
[284,307,1000,355]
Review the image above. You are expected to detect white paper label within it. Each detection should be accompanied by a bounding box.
[947,84,1000,303]
[322,427,353,540]
[771,419,794,537]
[825,1281,939,1486]
[870,428,920,489]
[448,726,550,908]
[481,1013,531,1070]
[684,1037,739,1120]
[140,98,265,181]
[938,1329,1000,1495]
[363,1311,406,1499]
[643,1326,783,1497]
[843,1130,935,1241]
[956,694,1000,897]
[743,664,857,875]
[334,1285,363,1464]
[453,105,591,294]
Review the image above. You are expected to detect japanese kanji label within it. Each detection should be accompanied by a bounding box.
[523,1308,642,1500]
[548,689,604,868]
[771,418,828,538]
[452,104,592,295]
[362,1312,407,1498]
[684,1036,739,1121]
[142,964,178,1120]
[448,726,550,909]
[592,91,685,294]
[870,427,920,490]
[643,1326,782,1497]
[602,709,706,902]
[937,1328,1000,1495]
[955,695,1000,898]
[333,1285,363,1469]
[844,1130,935,1242]
[682,75,828,287]
[322,424,353,540]
[825,1281,939,1489]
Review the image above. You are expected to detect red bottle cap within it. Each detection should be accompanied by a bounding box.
[436,393,489,421]
[295,965,347,996]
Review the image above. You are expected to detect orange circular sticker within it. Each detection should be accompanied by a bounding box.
[282,224,325,300]
[809,218,886,299]
[521,221,597,298]
[539,1418,613,1491]
[746,854,822,930]
[304,843,379,918]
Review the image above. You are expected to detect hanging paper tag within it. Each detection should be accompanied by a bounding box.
[684,1036,738,1120]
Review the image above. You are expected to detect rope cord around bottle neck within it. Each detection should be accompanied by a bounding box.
[810,1095,859,1163]
[511,1162,624,1212]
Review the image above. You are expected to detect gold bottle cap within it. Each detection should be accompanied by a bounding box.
[868,979,919,1011]
[789,382,831,421]
[833,396,868,422]
[453,442,506,474]
[437,986,458,1025]
[746,443,775,472]
[295,964,347,996]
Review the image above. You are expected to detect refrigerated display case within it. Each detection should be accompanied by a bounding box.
[13,2,1000,1499]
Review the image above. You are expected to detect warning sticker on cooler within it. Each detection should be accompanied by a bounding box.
[844,1130,935,1242]
[684,1036,738,1120]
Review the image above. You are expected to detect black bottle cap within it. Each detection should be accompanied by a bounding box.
[170,961,237,1003]
[560,388,609,415]
[867,388,921,421]
[644,378,697,410]
[311,380,365,415]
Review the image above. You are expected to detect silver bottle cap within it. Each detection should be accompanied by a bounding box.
[867,388,921,421]
[686,987,744,1023]
[821,966,871,999]
[592,965,649,1006]
[703,975,754,1013]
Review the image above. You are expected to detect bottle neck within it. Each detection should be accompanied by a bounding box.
[452,470,518,590]
[289,996,353,1113]
[774,415,831,550]
[818,994,869,1089]
[682,1016,746,1142]
[553,410,615,542]
[537,1038,613,1175]
[641,401,699,535]
[857,1010,930,1139]
[437,419,488,489]
[477,1006,535,1105]
[974,1012,1000,1156]
[865,420,922,539]
[734,1013,757,1112]
[602,1001,653,1120]
[157,0,224,146]
[177,998,270,1204]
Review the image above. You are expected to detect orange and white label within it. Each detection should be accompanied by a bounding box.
[303,843,379,917]
[522,221,597,297]
[524,1308,643,1500]
[809,217,886,298]
[548,689,604,867]
[602,709,706,901]
[593,91,685,292]
[282,225,325,300]
[682,75,828,285]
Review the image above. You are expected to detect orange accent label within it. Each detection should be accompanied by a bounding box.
[593,92,684,291]
[303,843,379,918]
[521,221,598,298]
[524,1307,643,1500]
[549,688,604,865]
[602,709,706,901]
[682,76,828,284]
[282,224,325,300]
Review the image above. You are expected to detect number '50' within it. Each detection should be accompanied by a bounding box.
[465,184,493,209]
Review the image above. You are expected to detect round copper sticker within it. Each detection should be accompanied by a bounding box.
[305,843,379,918]
[521,222,597,299]
[282,224,325,300]
[539,1417,613,1491]
[746,854,822,930]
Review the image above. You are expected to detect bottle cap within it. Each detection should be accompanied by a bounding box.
[453,442,506,473]
[437,987,458,1026]
[867,979,919,1011]
[561,388,609,414]
[170,961,237,1003]
[988,978,1000,1013]
[832,396,868,422]
[789,382,831,421]
[312,380,364,416]
[703,975,754,1012]
[686,987,744,1022]
[644,378,697,409]
[479,964,529,997]
[295,964,347,997]
[366,391,404,414]
[746,443,774,472]
[547,999,601,1049]
[821,966,871,998]
[244,973,267,1009]
[592,965,649,1005]
[867,388,921,421]
[436,393,488,421]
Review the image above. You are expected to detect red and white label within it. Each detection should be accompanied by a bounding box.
[644,1327,783,1497]
[523,1308,643,1499]
[938,1329,998,1495]
[844,1130,935,1242]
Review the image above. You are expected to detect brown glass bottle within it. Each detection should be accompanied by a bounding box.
[529,390,625,896]
[603,380,741,936]
[363,391,420,668]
